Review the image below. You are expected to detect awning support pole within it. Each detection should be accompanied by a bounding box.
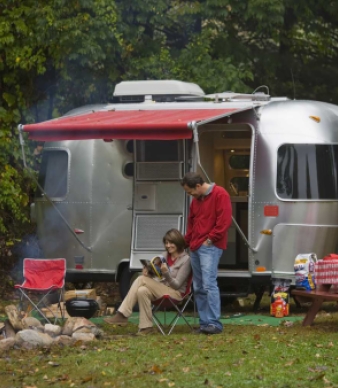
[231,217,257,253]
[192,123,211,183]
[192,123,257,254]
[18,125,27,169]
[17,125,92,252]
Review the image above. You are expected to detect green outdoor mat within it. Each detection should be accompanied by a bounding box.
[93,312,303,327]
[219,313,302,326]
[0,310,303,327]
[0,311,303,327]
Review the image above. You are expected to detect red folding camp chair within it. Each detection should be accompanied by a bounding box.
[152,274,194,335]
[14,258,66,324]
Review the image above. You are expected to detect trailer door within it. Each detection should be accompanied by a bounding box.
[129,139,187,269]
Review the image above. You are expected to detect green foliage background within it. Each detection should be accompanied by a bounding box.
[1,0,338,264]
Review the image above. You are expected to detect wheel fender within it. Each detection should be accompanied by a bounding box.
[115,260,130,283]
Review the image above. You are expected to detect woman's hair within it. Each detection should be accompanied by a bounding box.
[162,229,186,252]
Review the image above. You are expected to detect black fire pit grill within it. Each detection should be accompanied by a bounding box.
[65,297,99,319]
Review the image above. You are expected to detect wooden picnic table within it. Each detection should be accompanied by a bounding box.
[291,286,338,326]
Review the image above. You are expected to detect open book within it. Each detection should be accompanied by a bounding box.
[140,255,167,279]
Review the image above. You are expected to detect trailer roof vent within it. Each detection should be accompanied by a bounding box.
[119,95,144,103]
[113,80,205,103]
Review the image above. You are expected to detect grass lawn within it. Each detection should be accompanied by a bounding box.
[1,295,338,388]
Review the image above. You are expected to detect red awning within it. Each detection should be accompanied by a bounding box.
[22,108,242,141]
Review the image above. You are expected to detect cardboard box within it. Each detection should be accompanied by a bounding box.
[64,289,97,301]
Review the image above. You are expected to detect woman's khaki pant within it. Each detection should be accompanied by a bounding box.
[118,275,182,329]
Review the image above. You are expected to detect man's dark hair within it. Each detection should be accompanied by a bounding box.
[181,172,205,188]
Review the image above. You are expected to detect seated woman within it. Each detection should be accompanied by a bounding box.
[104,229,191,335]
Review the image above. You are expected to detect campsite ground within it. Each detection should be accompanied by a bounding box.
[1,291,338,388]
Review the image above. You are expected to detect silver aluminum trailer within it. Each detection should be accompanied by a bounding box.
[21,80,338,303]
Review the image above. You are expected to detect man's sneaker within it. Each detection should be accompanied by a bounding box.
[201,325,223,335]
[136,327,156,336]
[193,326,207,335]
[104,312,129,326]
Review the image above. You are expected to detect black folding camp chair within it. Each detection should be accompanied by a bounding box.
[152,274,194,335]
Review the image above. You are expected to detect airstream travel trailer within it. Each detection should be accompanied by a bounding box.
[20,80,338,303]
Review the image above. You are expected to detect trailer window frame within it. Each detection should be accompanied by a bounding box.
[36,148,70,200]
[136,140,183,163]
[276,143,338,200]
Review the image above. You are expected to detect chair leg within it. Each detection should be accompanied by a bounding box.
[37,290,63,325]
[152,300,168,335]
[167,297,194,335]
[152,315,166,335]
[152,295,195,335]
[54,290,64,325]
[17,289,66,325]
[18,290,52,324]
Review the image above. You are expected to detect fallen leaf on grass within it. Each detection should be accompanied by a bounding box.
[158,378,169,382]
[232,359,244,367]
[309,372,325,381]
[308,366,328,373]
[57,374,69,381]
[182,367,190,373]
[283,321,294,327]
[150,365,162,374]
[82,376,93,383]
[48,361,60,367]
[168,383,175,387]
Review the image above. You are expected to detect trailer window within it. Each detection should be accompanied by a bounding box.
[123,162,134,178]
[125,140,134,154]
[136,140,183,162]
[229,154,250,170]
[230,177,249,196]
[36,150,69,198]
[277,144,338,199]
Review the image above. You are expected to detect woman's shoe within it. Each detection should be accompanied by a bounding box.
[104,312,129,326]
[136,327,156,335]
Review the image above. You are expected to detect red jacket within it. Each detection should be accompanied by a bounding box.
[185,185,232,251]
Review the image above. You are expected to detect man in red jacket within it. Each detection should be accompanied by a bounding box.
[181,172,232,334]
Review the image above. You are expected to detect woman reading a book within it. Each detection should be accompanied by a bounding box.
[104,229,191,335]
